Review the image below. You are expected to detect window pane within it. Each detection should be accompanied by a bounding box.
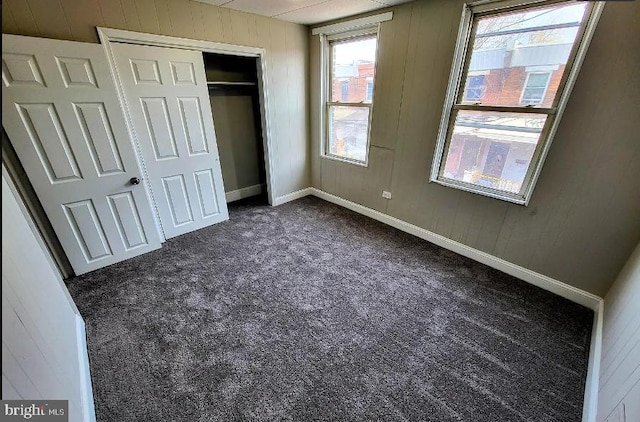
[328,106,370,162]
[442,110,547,194]
[522,72,551,104]
[460,2,588,108]
[331,37,377,103]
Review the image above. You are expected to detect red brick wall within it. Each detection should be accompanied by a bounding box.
[478,64,566,108]
[331,62,375,103]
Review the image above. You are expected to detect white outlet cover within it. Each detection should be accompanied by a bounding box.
[382,191,392,199]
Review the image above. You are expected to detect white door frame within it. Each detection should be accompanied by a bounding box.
[97,27,276,241]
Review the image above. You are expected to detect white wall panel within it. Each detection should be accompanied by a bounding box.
[598,243,640,422]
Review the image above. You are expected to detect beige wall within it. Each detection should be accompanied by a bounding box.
[310,0,640,296]
[2,0,310,199]
[598,242,640,421]
[210,90,264,193]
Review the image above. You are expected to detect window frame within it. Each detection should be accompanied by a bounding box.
[320,26,380,167]
[520,71,552,105]
[430,0,604,205]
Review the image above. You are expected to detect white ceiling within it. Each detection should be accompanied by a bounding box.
[194,0,413,25]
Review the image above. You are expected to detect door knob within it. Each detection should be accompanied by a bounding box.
[130,177,141,185]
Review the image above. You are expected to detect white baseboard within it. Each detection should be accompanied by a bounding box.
[582,300,604,422]
[225,184,264,203]
[76,316,96,422]
[309,188,602,310]
[273,187,314,206]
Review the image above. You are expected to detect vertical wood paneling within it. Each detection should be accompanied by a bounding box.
[2,374,23,400]
[200,4,224,42]
[229,9,252,47]
[96,0,128,29]
[23,0,72,40]
[1,341,40,399]
[218,7,234,44]
[1,5,21,34]
[59,0,104,42]
[190,1,206,40]
[598,243,640,422]
[134,0,161,35]
[119,0,142,32]
[2,176,86,419]
[369,3,412,150]
[153,0,173,35]
[4,0,40,37]
[2,0,311,202]
[310,0,640,295]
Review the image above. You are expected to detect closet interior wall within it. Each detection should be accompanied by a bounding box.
[204,53,267,203]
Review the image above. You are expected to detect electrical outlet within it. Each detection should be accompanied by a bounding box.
[382,191,392,199]
[605,403,625,422]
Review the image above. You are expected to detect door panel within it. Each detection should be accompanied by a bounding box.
[112,43,228,239]
[2,34,162,275]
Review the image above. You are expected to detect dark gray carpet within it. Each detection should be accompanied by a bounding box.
[66,196,593,422]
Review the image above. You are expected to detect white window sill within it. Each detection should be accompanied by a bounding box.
[321,154,369,168]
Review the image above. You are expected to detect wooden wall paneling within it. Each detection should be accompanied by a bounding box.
[369,4,412,150]
[24,0,72,40]
[164,0,193,39]
[4,0,40,37]
[383,3,424,224]
[320,158,337,194]
[96,0,128,30]
[133,0,161,35]
[2,373,23,400]
[199,1,225,42]
[153,0,173,35]
[190,1,206,40]
[268,20,290,197]
[1,276,79,399]
[228,9,252,47]
[1,340,40,399]
[388,0,454,231]
[59,0,104,42]
[361,147,394,213]
[599,242,640,422]
[218,7,234,44]
[1,5,21,35]
[119,0,142,32]
[309,33,322,187]
[1,295,68,402]
[286,24,311,193]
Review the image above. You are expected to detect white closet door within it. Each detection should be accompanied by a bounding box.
[111,43,229,239]
[2,34,162,275]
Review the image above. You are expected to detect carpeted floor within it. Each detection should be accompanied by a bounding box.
[66,196,593,422]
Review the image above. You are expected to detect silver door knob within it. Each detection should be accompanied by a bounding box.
[130,177,141,185]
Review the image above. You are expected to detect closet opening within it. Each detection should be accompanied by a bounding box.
[204,53,268,205]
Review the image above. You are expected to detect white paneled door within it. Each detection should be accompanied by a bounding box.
[111,43,229,239]
[2,34,162,275]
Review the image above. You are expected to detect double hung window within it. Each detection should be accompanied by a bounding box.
[323,29,378,164]
[431,0,603,204]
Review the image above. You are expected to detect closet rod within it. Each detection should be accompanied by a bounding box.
[206,81,256,86]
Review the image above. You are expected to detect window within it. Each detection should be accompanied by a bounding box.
[465,75,486,101]
[366,79,374,102]
[431,0,603,204]
[323,29,378,164]
[340,80,349,101]
[521,72,551,104]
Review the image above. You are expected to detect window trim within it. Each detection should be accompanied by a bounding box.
[320,26,380,166]
[430,0,605,205]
